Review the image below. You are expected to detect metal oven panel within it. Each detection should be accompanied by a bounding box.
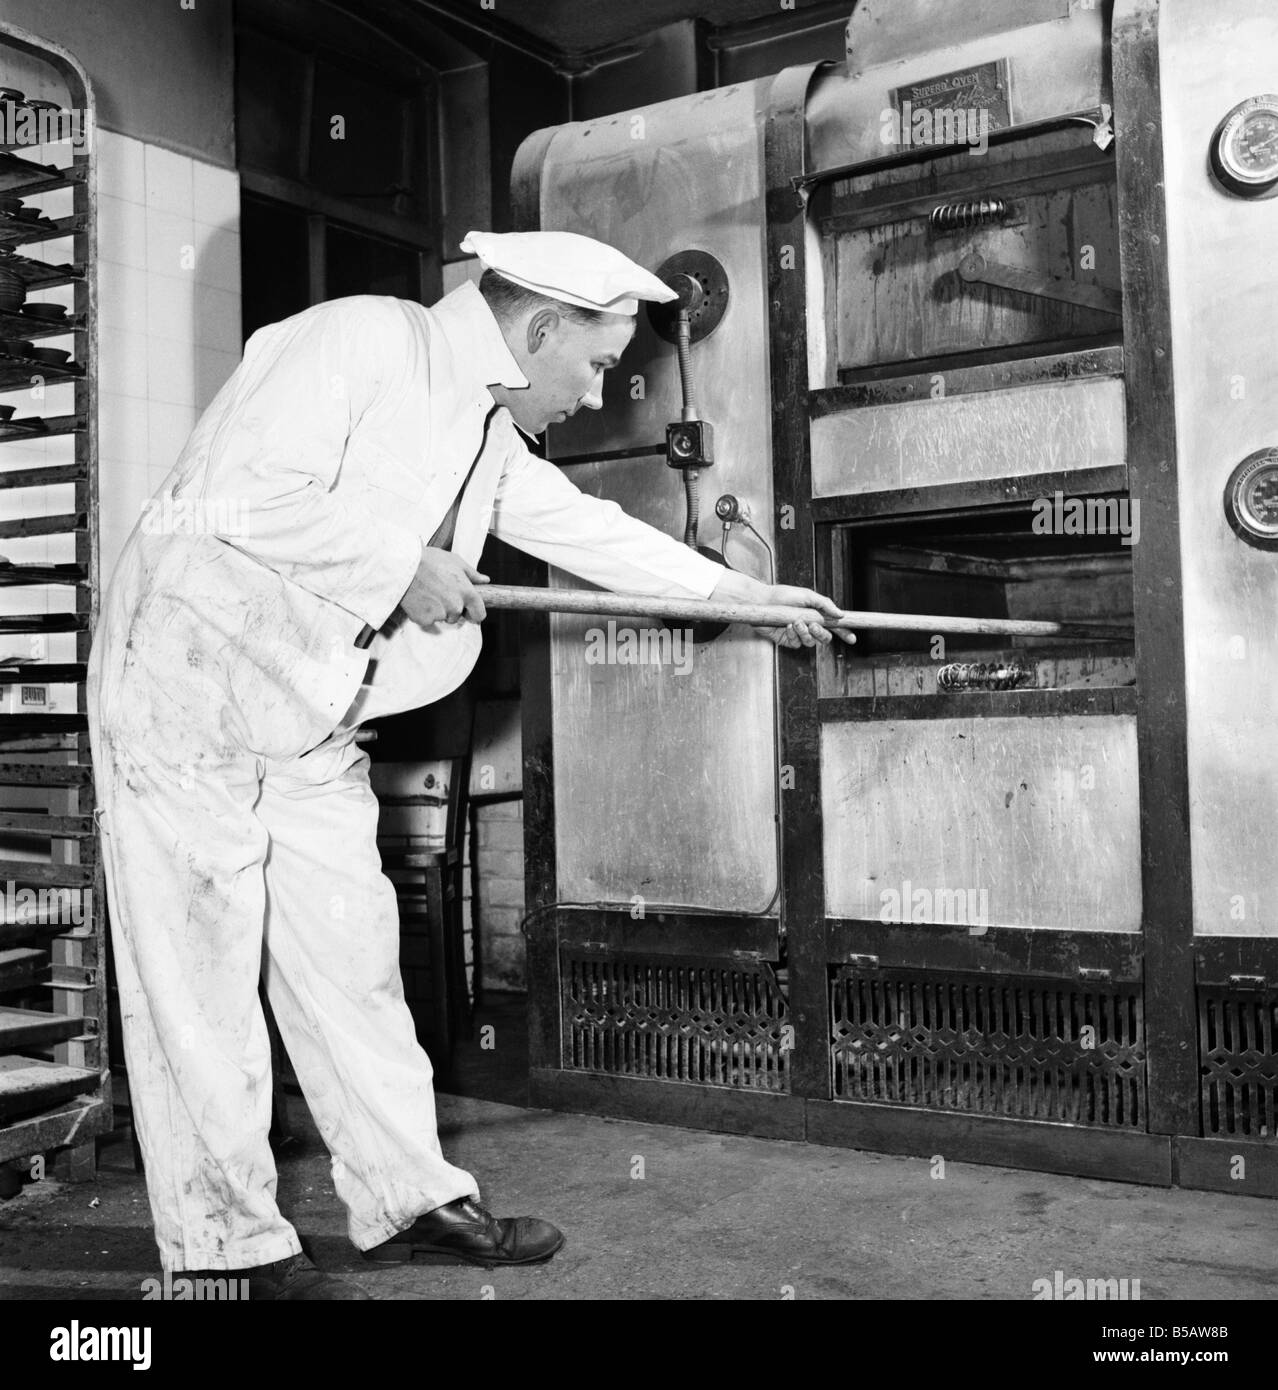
[806,3,1107,177]
[1158,0,1278,937]
[811,377,1125,496]
[821,716,1142,931]
[531,82,780,912]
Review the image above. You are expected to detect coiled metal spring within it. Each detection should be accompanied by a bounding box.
[929,197,1009,232]
[937,660,1031,692]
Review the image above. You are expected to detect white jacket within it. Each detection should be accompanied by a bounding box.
[91,283,723,759]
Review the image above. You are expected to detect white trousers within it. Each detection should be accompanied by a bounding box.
[90,655,477,1272]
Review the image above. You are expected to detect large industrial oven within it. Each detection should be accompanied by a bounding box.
[514,0,1278,1195]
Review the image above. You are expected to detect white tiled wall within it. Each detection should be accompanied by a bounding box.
[0,125,242,684]
[96,130,243,581]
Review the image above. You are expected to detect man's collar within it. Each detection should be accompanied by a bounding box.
[432,280,529,393]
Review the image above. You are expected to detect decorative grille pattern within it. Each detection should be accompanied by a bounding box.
[1199,988,1278,1139]
[563,954,790,1092]
[831,967,1145,1127]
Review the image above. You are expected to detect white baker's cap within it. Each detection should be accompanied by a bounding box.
[460,229,677,317]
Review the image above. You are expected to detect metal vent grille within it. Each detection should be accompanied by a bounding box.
[831,967,1145,1127]
[1199,988,1278,1139]
[563,953,790,1091]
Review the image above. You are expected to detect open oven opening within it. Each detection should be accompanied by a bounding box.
[826,501,1137,695]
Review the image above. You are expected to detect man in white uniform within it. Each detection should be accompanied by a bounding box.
[88,230,849,1299]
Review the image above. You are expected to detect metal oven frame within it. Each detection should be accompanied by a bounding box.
[514,0,1278,1197]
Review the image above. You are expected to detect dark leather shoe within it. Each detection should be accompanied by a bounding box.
[364,1197,565,1268]
[174,1252,371,1300]
[254,1251,372,1300]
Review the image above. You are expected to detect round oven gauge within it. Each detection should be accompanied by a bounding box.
[1212,96,1278,194]
[1224,448,1278,549]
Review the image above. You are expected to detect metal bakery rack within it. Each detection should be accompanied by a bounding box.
[0,20,107,1185]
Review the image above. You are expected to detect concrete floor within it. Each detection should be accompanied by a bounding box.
[2,999,1277,1300]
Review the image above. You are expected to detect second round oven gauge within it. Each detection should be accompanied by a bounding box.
[1212,95,1278,195]
[1224,448,1278,549]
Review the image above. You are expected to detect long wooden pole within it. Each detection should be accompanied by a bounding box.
[480,584,1133,641]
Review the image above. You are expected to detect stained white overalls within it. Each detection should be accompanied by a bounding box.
[88,285,721,1271]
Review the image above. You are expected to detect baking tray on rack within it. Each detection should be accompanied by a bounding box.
[0,150,77,197]
[0,342,83,390]
[0,215,77,251]
[0,307,80,341]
